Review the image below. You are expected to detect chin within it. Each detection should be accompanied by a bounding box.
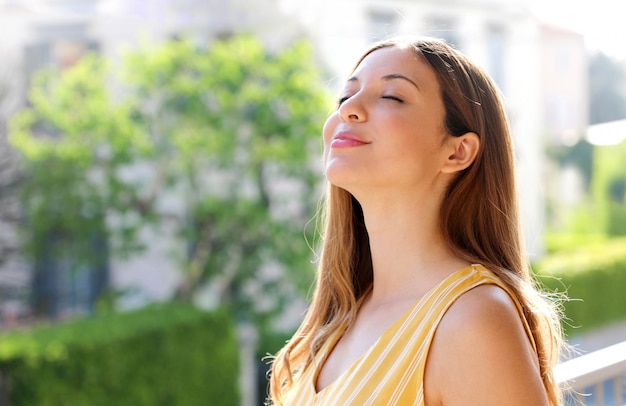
[324,161,351,185]
[324,169,365,197]
[325,155,387,192]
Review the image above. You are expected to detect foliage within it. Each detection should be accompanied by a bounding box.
[10,54,150,266]
[534,237,626,336]
[544,139,626,239]
[0,304,239,406]
[545,53,626,239]
[545,138,594,190]
[543,232,607,255]
[591,141,626,236]
[9,35,330,326]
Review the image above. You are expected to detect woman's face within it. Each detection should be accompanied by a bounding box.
[323,46,452,197]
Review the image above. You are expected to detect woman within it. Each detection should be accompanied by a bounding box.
[268,37,563,405]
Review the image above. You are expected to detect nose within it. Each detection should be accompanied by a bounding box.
[338,93,367,122]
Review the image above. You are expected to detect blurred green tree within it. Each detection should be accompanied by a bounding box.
[593,142,626,236]
[10,35,329,328]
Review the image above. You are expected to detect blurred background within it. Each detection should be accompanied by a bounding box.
[0,0,625,405]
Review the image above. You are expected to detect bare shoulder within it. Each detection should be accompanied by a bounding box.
[424,284,549,406]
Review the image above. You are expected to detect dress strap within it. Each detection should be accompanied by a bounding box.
[414,264,538,376]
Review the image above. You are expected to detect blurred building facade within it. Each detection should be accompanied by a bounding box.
[540,23,588,146]
[0,0,589,323]
[539,23,589,225]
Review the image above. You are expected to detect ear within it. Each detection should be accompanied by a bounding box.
[441,132,480,174]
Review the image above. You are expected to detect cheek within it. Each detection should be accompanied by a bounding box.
[322,113,339,162]
[322,113,338,144]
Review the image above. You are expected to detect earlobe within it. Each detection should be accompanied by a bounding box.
[441,132,480,174]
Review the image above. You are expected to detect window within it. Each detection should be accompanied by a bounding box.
[32,229,109,318]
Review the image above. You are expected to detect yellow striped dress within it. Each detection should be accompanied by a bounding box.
[284,264,536,406]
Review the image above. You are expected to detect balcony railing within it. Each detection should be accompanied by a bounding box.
[556,340,626,405]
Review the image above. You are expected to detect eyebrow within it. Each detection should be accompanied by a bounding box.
[347,73,420,91]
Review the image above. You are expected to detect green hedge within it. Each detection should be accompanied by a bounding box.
[0,303,239,406]
[534,237,626,337]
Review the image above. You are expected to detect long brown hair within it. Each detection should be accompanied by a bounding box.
[269,37,563,405]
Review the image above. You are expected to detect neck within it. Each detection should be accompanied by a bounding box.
[356,188,466,303]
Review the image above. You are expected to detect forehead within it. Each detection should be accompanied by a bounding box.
[351,46,435,84]
[353,46,416,74]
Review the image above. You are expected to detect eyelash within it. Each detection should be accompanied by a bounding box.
[337,95,404,105]
[382,95,404,103]
[337,96,349,105]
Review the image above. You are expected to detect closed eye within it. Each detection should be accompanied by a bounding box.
[337,96,350,105]
[383,95,404,103]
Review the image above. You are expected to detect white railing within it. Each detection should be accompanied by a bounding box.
[556,340,626,405]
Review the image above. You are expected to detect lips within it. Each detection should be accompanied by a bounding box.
[331,131,369,148]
